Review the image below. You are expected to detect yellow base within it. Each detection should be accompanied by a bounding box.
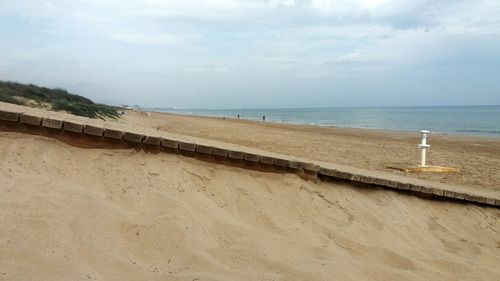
[387,165,459,173]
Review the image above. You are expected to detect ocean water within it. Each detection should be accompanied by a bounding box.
[152,106,500,137]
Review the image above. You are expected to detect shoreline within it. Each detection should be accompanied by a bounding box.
[150,106,500,140]
[149,109,500,142]
[2,101,500,194]
[1,107,499,204]
[144,108,500,193]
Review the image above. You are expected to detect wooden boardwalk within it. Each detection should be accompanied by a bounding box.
[1,109,499,208]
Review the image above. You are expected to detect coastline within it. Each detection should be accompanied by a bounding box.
[2,101,500,194]
[147,108,500,194]
[151,105,500,138]
[2,101,500,280]
[150,107,500,145]
[151,109,500,142]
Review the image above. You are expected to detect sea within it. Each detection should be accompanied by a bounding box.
[151,105,500,138]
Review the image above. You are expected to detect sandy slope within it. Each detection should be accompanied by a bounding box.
[1,102,500,196]
[1,132,499,281]
[149,112,500,193]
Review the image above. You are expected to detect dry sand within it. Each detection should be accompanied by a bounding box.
[1,102,500,280]
[2,102,499,196]
[148,112,500,193]
[1,132,500,281]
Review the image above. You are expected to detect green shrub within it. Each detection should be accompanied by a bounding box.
[0,91,21,104]
[0,81,120,119]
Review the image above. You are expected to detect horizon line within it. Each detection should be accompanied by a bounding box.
[144,104,500,111]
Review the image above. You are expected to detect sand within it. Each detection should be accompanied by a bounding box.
[147,112,500,193]
[2,101,499,196]
[1,102,500,280]
[1,132,500,281]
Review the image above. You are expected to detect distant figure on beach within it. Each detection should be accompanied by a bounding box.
[262,115,266,122]
[237,114,240,119]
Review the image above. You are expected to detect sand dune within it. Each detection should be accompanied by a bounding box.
[1,132,499,281]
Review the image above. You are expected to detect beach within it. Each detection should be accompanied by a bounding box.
[1,132,500,281]
[1,102,500,280]
[3,0,500,279]
[148,111,500,193]
[158,106,500,138]
[2,101,500,195]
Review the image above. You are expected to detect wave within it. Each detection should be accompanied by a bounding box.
[453,129,500,135]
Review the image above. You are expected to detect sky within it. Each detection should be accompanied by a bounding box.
[0,0,499,108]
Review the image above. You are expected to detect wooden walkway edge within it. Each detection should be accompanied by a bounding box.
[1,109,499,208]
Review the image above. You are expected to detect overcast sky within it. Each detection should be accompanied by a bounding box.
[1,0,499,108]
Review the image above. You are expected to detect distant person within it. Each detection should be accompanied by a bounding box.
[262,115,266,122]
[237,114,240,119]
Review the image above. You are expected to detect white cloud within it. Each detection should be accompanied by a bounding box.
[272,0,297,7]
[1,0,499,106]
[185,66,230,74]
[337,51,362,61]
[360,0,388,9]
[112,33,186,45]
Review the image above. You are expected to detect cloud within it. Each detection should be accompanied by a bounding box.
[112,33,188,46]
[337,52,362,61]
[0,0,499,107]
[185,66,230,74]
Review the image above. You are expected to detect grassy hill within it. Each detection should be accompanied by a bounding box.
[0,81,120,119]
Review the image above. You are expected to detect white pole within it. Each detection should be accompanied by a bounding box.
[421,147,427,166]
[418,130,430,167]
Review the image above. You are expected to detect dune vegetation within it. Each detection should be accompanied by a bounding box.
[0,81,120,119]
